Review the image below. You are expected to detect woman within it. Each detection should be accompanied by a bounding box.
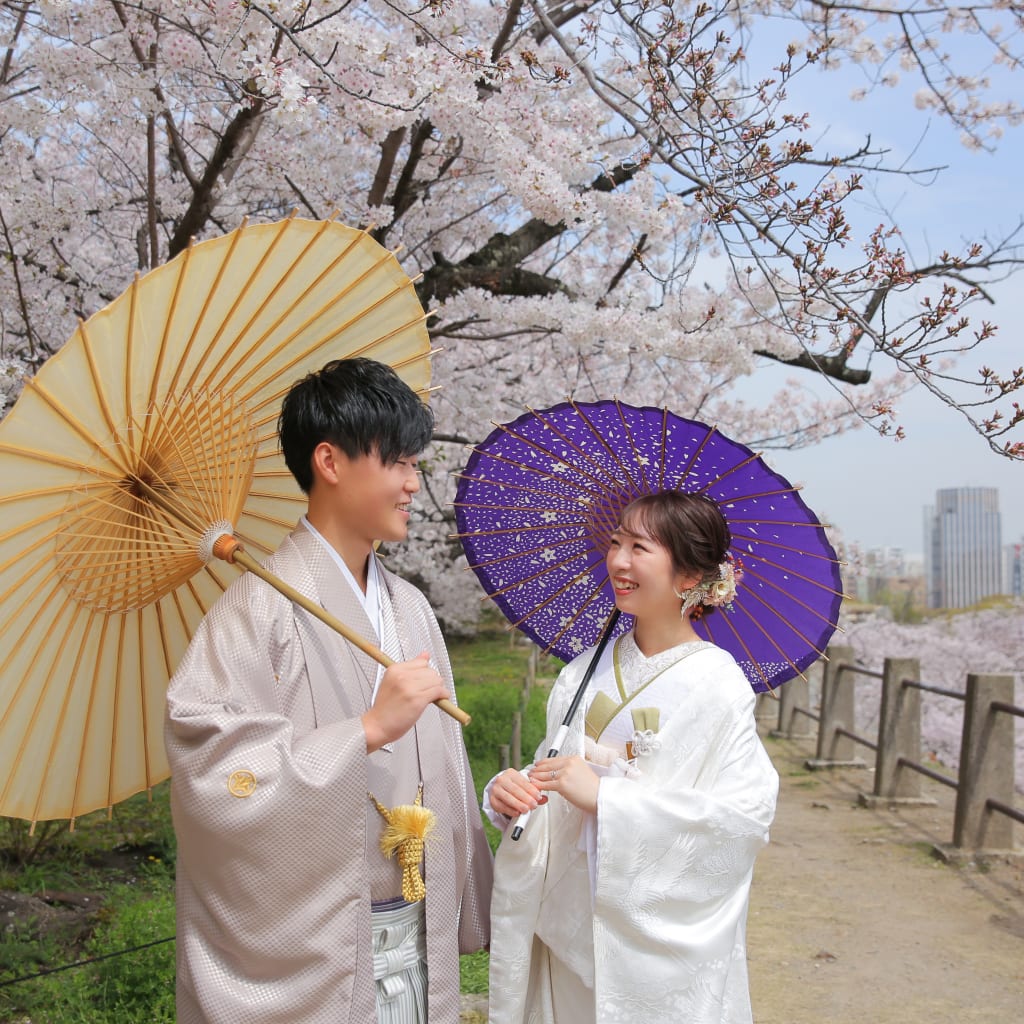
[484,490,779,1024]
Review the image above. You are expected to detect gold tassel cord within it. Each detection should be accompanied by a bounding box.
[370,785,435,903]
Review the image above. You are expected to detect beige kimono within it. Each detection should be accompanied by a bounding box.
[165,524,492,1024]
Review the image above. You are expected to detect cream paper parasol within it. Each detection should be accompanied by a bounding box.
[0,215,467,828]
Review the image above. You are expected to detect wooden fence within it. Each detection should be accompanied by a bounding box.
[498,646,540,772]
[762,644,1022,855]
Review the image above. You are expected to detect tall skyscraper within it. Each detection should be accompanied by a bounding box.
[924,487,1002,609]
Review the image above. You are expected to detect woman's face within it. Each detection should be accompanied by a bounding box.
[605,518,699,621]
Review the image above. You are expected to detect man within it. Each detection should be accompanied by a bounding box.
[165,358,492,1023]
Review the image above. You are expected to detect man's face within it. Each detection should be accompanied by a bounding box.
[329,447,421,544]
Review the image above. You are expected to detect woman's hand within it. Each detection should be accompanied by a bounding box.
[530,755,600,814]
[489,767,544,819]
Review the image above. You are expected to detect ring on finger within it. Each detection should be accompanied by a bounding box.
[549,769,558,780]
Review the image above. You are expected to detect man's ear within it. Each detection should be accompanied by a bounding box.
[310,441,342,486]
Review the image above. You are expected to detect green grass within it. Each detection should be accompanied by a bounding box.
[0,629,548,1018]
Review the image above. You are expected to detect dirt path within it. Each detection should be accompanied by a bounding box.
[462,726,1023,1022]
[748,731,1024,1023]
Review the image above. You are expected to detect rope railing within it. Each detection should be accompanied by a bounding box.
[0,936,173,990]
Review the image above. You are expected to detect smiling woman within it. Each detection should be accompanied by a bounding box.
[484,490,780,1024]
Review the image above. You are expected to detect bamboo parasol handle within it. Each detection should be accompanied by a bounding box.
[214,537,470,727]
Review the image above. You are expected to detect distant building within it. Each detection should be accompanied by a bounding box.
[924,487,1002,609]
[844,546,925,613]
[1002,541,1023,599]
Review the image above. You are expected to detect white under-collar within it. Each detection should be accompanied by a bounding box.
[300,516,382,641]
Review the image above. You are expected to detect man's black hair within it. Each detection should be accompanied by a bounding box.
[278,357,435,493]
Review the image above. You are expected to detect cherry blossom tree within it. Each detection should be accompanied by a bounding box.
[2,0,1023,626]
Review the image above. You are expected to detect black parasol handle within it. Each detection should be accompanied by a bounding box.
[509,609,622,841]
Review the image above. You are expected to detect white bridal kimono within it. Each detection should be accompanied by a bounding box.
[486,633,778,1024]
[165,523,492,1024]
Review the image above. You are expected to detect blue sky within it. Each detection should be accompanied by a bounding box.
[739,35,1024,557]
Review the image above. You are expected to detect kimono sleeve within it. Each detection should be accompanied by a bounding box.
[165,575,372,994]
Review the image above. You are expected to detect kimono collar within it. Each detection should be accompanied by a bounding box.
[300,516,384,645]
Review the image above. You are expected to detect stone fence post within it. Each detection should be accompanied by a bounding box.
[806,644,866,770]
[860,656,935,807]
[952,673,1017,851]
[770,662,816,740]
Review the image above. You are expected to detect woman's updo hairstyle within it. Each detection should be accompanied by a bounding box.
[617,491,731,612]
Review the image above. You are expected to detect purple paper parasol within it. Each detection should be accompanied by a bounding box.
[452,399,844,692]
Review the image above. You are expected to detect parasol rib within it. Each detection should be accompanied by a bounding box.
[613,399,658,496]
[730,551,846,600]
[69,610,110,830]
[458,534,589,571]
[30,601,89,826]
[503,551,608,630]
[209,219,352,397]
[520,405,639,496]
[177,216,294,396]
[454,464,608,505]
[728,575,839,655]
[568,399,645,497]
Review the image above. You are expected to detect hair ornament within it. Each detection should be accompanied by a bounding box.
[677,554,743,619]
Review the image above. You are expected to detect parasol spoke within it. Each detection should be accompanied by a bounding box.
[656,406,669,492]
[730,528,841,561]
[131,612,155,807]
[611,399,660,496]
[457,533,591,571]
[727,590,832,666]
[246,335,436,433]
[124,271,141,460]
[29,601,91,825]
[0,430,127,482]
[712,485,806,505]
[450,521,590,541]
[481,547,603,600]
[668,420,716,491]
[74,314,129,464]
[208,216,361,393]
[731,550,845,600]
[107,614,129,815]
[733,578,843,656]
[537,579,614,659]
[504,551,609,630]
[699,607,776,689]
[223,230,423,406]
[454,466,607,507]
[729,517,834,530]
[528,399,638,495]
[566,399,646,497]
[177,215,299,396]
[69,610,113,829]
[0,579,86,812]
[487,411,630,499]
[0,525,92,598]
[693,449,768,493]
[700,598,795,689]
[148,231,192,412]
